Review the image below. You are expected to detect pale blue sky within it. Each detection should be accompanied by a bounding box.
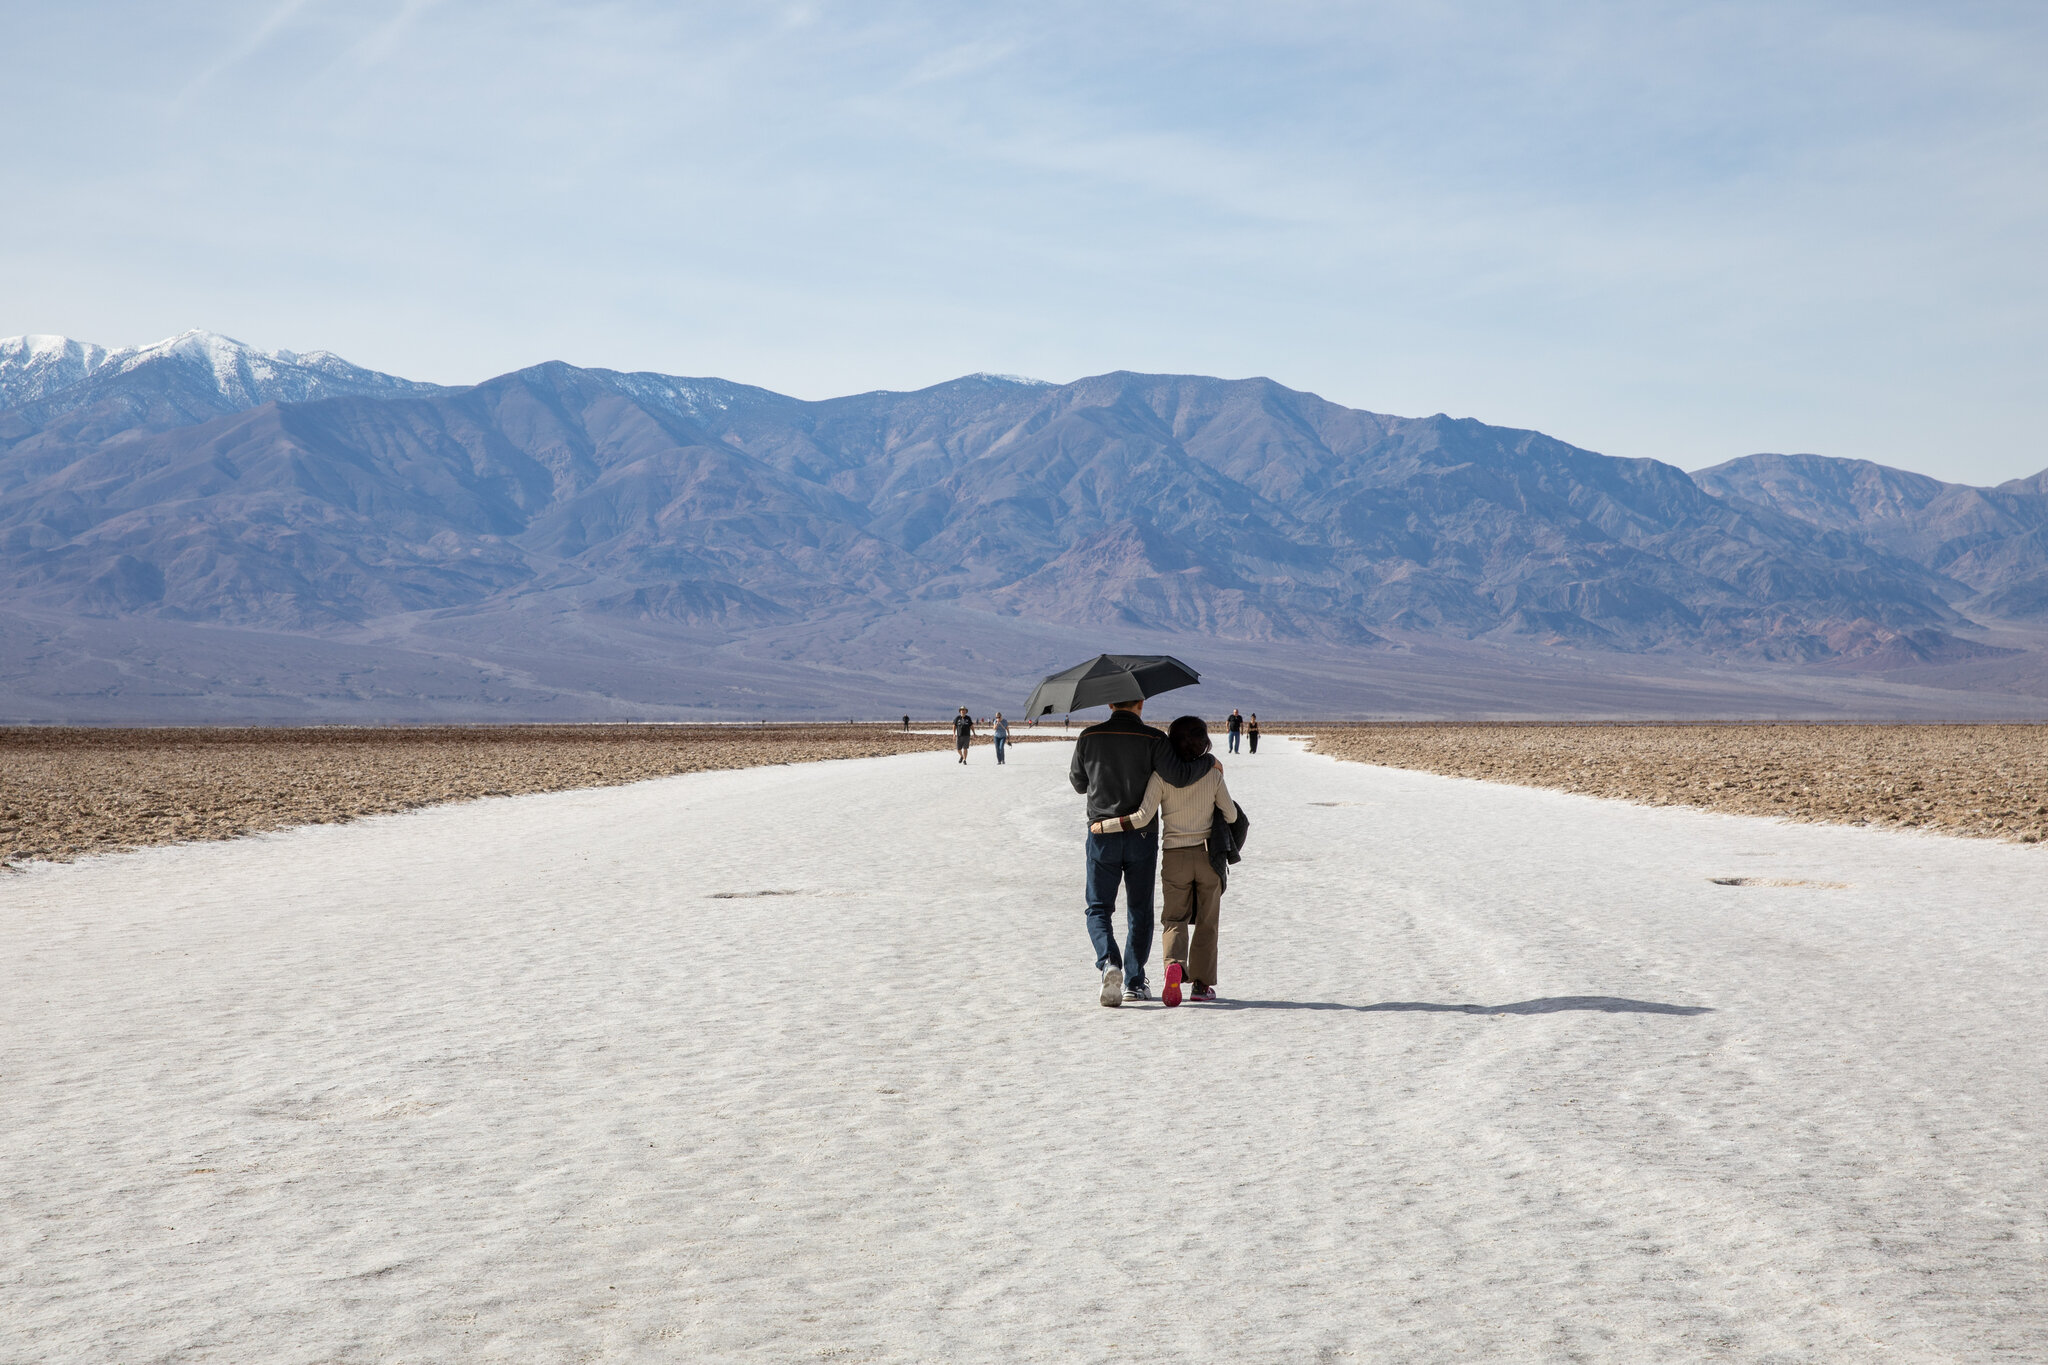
[5,2,2045,482]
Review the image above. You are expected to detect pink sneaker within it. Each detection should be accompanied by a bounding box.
[1191,985,1217,1003]
[1162,962,1184,1008]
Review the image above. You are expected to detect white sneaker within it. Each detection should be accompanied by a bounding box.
[1100,967,1123,1007]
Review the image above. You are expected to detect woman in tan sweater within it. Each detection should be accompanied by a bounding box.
[1089,715,1236,1006]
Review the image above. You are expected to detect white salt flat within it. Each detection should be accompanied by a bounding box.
[4,735,2044,1361]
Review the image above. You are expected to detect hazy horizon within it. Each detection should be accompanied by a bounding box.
[11,324,2045,491]
[6,3,2046,483]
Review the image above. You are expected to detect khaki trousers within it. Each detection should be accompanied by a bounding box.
[1160,845,1222,989]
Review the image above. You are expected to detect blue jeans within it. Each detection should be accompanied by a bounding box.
[1085,828,1157,990]
[994,737,1007,763]
[1228,730,1241,753]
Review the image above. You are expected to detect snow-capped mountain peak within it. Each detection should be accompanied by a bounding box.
[0,329,443,419]
[968,371,1055,387]
[106,330,281,401]
[0,334,115,406]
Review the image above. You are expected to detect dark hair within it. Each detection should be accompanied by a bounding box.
[1167,714,1211,761]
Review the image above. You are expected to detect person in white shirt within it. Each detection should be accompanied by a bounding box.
[1088,715,1236,1005]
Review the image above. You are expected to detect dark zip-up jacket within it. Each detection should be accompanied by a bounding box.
[1210,802,1251,890]
[1068,709,1217,824]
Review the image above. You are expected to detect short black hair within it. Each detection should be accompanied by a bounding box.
[1167,714,1210,761]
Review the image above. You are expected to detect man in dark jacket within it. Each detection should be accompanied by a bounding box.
[1069,698,1218,1006]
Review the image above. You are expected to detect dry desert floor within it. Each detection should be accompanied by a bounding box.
[6,722,2047,869]
[0,724,1047,866]
[1303,722,2048,844]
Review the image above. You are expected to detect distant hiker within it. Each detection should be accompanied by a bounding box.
[954,707,975,763]
[1093,715,1248,1005]
[1226,708,1243,754]
[903,715,911,730]
[1247,714,1261,754]
[993,712,1010,764]
[1069,697,1218,1006]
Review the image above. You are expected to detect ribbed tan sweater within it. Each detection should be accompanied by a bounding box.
[1102,768,1237,849]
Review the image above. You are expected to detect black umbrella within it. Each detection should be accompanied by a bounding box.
[1023,653,1201,718]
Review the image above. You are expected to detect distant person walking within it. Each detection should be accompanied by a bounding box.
[954,707,975,763]
[1226,708,1243,754]
[1093,715,1247,1005]
[903,714,911,730]
[1247,714,1260,754]
[1070,697,1218,1006]
[992,712,1010,764]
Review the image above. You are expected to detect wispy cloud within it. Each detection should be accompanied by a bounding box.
[172,0,319,108]
[901,37,1022,87]
[342,0,442,69]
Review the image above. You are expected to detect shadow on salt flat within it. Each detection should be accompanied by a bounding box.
[1211,995,1713,1016]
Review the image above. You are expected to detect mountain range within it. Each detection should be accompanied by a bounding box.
[4,330,2046,720]
[1693,453,2048,623]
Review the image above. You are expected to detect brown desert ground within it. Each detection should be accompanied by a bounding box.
[1,724,1044,866]
[1300,723,2048,845]
[6,722,2046,867]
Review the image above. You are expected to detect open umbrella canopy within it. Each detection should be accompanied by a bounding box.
[1023,654,1201,718]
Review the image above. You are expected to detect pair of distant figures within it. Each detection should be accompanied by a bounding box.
[896,710,1013,763]
[949,707,1008,764]
[1069,699,1250,1008]
[1224,707,1260,754]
